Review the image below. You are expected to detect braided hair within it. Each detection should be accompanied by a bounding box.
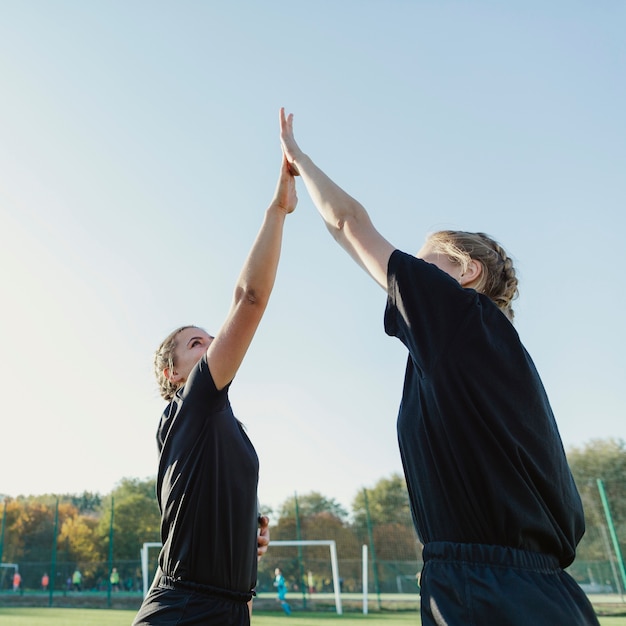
[154,325,195,401]
[427,231,519,321]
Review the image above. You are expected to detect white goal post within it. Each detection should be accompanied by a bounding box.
[270,539,342,615]
[140,539,343,615]
[0,563,19,573]
[141,542,163,597]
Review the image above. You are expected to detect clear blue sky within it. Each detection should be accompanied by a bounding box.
[1,1,624,514]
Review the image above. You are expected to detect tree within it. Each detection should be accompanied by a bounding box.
[351,474,420,565]
[277,492,348,522]
[1,499,40,563]
[70,491,102,514]
[567,438,626,587]
[351,473,413,528]
[568,438,626,528]
[57,505,101,583]
[96,477,160,562]
[568,439,626,491]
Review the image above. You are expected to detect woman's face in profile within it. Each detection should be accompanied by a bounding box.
[417,241,463,282]
[168,327,214,384]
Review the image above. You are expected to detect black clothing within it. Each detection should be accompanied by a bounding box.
[133,354,259,625]
[384,250,596,623]
[421,542,599,626]
[132,575,250,626]
[384,250,584,562]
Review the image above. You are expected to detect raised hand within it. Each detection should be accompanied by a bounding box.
[270,154,298,215]
[279,107,302,175]
[257,515,270,559]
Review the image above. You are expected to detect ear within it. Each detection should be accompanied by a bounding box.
[163,367,183,384]
[460,259,482,287]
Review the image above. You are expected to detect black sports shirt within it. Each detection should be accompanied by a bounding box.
[155,354,259,592]
[384,250,584,567]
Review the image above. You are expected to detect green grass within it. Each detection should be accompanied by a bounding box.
[0,608,136,625]
[0,608,625,625]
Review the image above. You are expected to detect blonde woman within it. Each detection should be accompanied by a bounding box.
[279,109,599,626]
[132,155,297,626]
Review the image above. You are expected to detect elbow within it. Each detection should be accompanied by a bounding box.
[325,220,343,242]
[328,214,362,247]
[234,285,270,310]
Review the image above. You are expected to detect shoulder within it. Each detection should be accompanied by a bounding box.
[386,249,469,320]
[181,354,230,405]
[388,249,456,288]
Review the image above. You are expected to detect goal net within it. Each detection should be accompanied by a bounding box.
[140,539,342,615]
[0,563,19,590]
[140,542,163,597]
[266,540,342,615]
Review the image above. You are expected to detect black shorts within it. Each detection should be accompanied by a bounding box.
[132,575,252,626]
[420,542,600,626]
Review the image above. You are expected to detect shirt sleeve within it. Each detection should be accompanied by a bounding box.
[384,249,478,372]
[179,353,230,412]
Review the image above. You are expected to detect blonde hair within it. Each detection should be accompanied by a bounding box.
[427,231,519,321]
[154,325,195,401]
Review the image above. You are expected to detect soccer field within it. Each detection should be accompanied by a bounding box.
[0,608,625,625]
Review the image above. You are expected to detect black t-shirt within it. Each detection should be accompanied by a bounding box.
[155,354,259,592]
[384,250,584,567]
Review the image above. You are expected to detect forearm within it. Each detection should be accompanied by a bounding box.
[291,153,372,245]
[290,152,392,285]
[234,204,288,308]
[279,108,392,288]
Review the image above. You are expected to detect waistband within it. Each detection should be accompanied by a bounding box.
[157,575,254,603]
[422,542,561,573]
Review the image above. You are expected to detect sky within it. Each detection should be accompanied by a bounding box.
[1,1,625,516]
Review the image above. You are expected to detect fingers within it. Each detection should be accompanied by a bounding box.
[279,153,299,181]
[279,107,294,130]
[285,157,300,177]
[279,106,295,140]
[257,515,270,559]
[279,107,300,176]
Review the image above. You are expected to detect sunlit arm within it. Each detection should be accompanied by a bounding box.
[279,108,394,290]
[207,157,297,390]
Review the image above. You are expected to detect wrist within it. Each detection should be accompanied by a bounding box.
[267,202,290,217]
[290,151,308,174]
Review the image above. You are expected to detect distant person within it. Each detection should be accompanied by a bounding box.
[12,571,21,592]
[110,567,120,592]
[41,572,49,591]
[132,154,296,626]
[72,568,82,592]
[273,568,291,616]
[279,108,600,626]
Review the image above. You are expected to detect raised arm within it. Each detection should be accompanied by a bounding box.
[279,108,394,290]
[206,155,297,390]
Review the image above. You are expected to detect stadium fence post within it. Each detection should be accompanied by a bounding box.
[596,479,626,594]
[294,492,307,609]
[49,498,59,607]
[0,499,6,568]
[107,497,114,607]
[363,488,381,609]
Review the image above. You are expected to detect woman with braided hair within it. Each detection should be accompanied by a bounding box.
[279,109,599,625]
[132,154,297,626]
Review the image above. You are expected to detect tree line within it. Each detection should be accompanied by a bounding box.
[0,438,624,593]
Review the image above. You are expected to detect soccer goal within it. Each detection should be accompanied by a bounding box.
[267,540,342,615]
[140,542,163,597]
[140,539,342,615]
[0,563,19,590]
